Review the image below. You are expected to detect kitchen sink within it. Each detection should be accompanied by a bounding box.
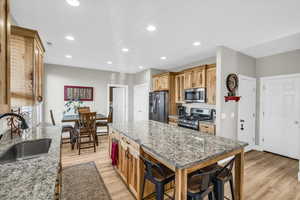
[0,138,52,164]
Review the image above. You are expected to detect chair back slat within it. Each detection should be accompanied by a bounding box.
[140,155,165,178]
[215,157,235,178]
[189,169,215,192]
[78,112,97,136]
[50,110,56,126]
[77,107,91,114]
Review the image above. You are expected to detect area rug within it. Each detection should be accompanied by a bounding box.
[62,161,112,200]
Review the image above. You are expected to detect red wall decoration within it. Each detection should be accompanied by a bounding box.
[64,85,93,101]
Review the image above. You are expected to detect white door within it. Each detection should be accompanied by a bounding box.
[238,75,256,151]
[261,75,300,159]
[134,83,149,121]
[112,87,126,123]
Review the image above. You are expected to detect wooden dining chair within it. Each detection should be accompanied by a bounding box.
[77,106,90,114]
[95,109,112,144]
[77,112,97,155]
[50,110,75,148]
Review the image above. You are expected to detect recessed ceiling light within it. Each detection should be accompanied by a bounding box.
[146,25,157,32]
[193,41,201,46]
[65,35,75,41]
[107,61,112,64]
[160,56,167,60]
[66,0,80,7]
[139,66,144,69]
[65,54,72,59]
[122,48,129,52]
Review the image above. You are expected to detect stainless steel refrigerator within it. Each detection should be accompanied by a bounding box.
[149,91,168,123]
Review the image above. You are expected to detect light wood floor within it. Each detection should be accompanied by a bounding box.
[61,136,300,200]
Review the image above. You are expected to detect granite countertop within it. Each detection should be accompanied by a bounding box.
[0,124,62,200]
[109,120,247,169]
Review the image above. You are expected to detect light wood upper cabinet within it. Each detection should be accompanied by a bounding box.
[175,73,185,103]
[206,65,216,105]
[193,67,206,88]
[0,0,10,113]
[184,66,206,89]
[184,70,193,89]
[152,72,177,115]
[152,73,170,91]
[10,26,45,106]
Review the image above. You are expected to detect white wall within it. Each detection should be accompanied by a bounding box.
[44,64,134,124]
[216,46,256,140]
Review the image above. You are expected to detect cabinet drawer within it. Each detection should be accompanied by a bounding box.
[168,117,178,123]
[199,124,215,135]
[120,136,139,151]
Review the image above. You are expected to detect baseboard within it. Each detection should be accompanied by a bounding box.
[252,145,263,151]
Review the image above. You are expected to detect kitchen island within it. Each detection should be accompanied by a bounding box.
[109,120,247,200]
[0,124,62,200]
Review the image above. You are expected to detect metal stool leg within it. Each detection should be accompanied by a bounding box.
[155,183,164,200]
[229,179,235,200]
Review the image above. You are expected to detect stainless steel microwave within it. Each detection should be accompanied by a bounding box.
[184,88,206,103]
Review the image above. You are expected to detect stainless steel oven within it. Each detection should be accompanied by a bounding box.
[184,88,206,103]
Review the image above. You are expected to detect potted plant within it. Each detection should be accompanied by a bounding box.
[64,99,83,115]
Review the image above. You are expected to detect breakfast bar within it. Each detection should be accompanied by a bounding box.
[109,120,247,200]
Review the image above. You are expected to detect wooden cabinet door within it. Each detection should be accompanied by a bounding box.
[175,74,185,103]
[127,150,139,198]
[184,71,193,89]
[118,143,129,181]
[206,67,216,104]
[160,75,169,90]
[34,42,44,102]
[0,0,10,113]
[152,77,159,91]
[193,67,206,88]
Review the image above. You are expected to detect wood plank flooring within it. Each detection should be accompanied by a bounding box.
[61,136,300,200]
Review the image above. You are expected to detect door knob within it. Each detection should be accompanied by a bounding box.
[295,121,299,125]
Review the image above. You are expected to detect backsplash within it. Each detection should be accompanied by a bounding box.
[0,104,42,136]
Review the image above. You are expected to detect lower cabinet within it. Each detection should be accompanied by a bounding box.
[114,135,140,198]
[110,131,174,199]
[199,124,215,135]
[127,152,139,197]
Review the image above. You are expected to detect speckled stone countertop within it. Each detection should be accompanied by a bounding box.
[0,124,61,200]
[109,120,247,169]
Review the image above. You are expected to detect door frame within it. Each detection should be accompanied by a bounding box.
[259,73,300,149]
[133,83,150,121]
[259,73,300,183]
[237,75,256,152]
[107,84,129,121]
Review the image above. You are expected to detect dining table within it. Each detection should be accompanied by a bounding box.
[61,113,108,123]
[61,113,108,148]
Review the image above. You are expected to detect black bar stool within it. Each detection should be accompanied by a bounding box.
[140,156,175,200]
[213,158,236,200]
[187,169,216,200]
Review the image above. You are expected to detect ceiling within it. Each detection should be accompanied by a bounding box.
[11,0,300,73]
